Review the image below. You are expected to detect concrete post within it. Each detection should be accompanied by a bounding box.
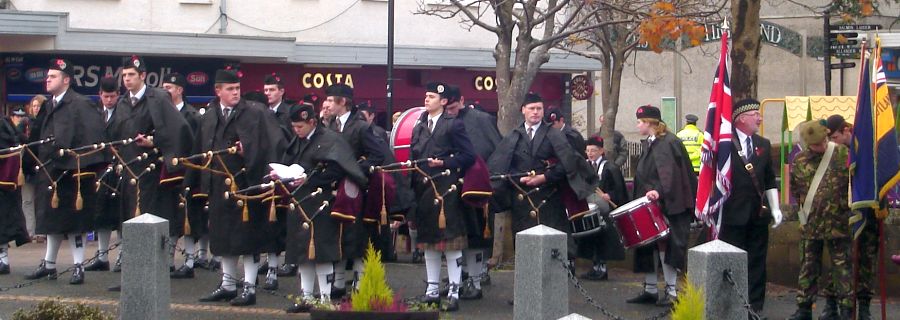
[119,213,170,320]
[514,225,568,320]
[688,239,749,320]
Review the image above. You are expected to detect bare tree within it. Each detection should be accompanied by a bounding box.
[558,0,720,155]
[416,0,631,133]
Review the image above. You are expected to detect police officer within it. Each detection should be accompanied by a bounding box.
[788,120,852,320]
[676,114,704,174]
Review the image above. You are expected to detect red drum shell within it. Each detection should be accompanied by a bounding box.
[608,196,669,249]
[389,107,425,164]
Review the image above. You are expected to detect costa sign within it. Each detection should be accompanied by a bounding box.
[474,75,496,91]
[301,72,354,89]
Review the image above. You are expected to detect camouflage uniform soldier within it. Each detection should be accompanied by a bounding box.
[787,120,852,320]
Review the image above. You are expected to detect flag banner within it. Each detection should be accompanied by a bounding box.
[871,40,900,202]
[694,26,733,240]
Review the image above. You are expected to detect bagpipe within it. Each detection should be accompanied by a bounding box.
[170,145,247,219]
[0,136,55,191]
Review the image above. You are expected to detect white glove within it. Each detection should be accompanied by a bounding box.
[765,188,783,228]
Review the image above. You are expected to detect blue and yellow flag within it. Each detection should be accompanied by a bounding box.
[850,38,900,239]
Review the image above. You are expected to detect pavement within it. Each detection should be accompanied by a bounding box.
[0,238,897,320]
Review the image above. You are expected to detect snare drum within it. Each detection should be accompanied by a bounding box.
[608,196,669,249]
[570,207,606,238]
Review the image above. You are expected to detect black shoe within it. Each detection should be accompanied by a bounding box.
[411,250,423,264]
[442,297,460,312]
[69,264,84,285]
[276,263,296,277]
[819,298,838,320]
[580,268,608,281]
[171,265,195,279]
[230,283,256,306]
[460,286,483,300]
[169,266,175,273]
[286,302,313,313]
[207,259,221,271]
[261,277,278,291]
[257,261,269,275]
[199,286,238,302]
[83,259,110,272]
[481,273,491,286]
[24,260,57,280]
[0,262,9,275]
[107,284,121,292]
[786,307,812,320]
[194,257,210,270]
[417,294,440,306]
[330,287,347,300]
[625,291,657,304]
[656,292,675,307]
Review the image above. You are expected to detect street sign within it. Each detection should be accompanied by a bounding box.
[833,47,861,55]
[829,44,858,50]
[829,62,856,69]
[831,24,882,31]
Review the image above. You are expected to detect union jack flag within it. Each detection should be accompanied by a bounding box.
[694,26,733,240]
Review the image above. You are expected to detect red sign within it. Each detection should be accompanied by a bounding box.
[570,74,593,100]
[241,64,566,113]
[186,72,208,86]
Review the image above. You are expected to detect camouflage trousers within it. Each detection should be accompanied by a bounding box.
[854,220,878,300]
[797,238,852,308]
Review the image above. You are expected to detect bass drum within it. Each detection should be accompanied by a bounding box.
[389,107,425,164]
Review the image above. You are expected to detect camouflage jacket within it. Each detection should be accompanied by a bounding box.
[790,143,851,239]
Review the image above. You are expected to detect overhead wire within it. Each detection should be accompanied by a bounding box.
[221,0,362,34]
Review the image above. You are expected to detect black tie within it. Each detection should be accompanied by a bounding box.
[527,127,534,140]
[745,136,753,161]
[50,98,57,112]
[223,107,232,119]
[427,119,434,132]
[338,119,344,133]
[130,96,138,106]
[592,160,599,172]
[105,109,111,123]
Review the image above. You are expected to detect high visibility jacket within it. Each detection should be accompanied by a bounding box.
[676,124,704,173]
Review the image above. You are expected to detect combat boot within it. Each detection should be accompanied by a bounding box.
[786,306,812,320]
[857,298,871,320]
[818,298,838,320]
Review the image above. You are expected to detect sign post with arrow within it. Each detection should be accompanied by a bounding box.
[823,14,881,95]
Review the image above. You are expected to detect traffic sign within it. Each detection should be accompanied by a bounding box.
[831,24,882,31]
[829,62,856,69]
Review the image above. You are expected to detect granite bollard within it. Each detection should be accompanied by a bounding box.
[120,213,170,320]
[514,225,568,320]
[688,239,748,320]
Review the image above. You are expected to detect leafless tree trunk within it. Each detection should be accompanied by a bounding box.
[730,0,761,100]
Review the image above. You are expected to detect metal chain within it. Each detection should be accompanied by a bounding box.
[550,250,671,320]
[723,269,762,320]
[0,241,122,292]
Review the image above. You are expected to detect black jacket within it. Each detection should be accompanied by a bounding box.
[722,133,777,226]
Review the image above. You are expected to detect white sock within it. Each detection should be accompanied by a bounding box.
[69,233,86,265]
[243,255,259,291]
[169,236,179,268]
[45,234,63,268]
[96,229,111,262]
[316,262,334,300]
[220,256,239,291]
[424,249,441,297]
[182,236,196,268]
[0,244,9,264]
[644,273,658,293]
[268,253,280,270]
[409,229,418,249]
[198,236,209,260]
[658,251,677,296]
[298,262,316,299]
[446,250,463,299]
[352,259,365,289]
[333,259,347,289]
[464,249,483,289]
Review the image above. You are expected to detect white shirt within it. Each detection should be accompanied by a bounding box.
[53,89,68,105]
[735,128,753,157]
[130,84,147,102]
[337,111,351,132]
[427,113,442,133]
[305,127,317,139]
[524,121,541,138]
[270,101,282,113]
[175,101,184,112]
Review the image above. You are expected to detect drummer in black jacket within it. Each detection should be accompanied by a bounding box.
[626,105,696,307]
[577,136,627,281]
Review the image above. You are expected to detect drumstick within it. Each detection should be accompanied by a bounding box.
[595,188,618,209]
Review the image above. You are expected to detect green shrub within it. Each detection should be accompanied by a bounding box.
[350,242,394,311]
[672,273,705,320]
[12,298,113,320]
